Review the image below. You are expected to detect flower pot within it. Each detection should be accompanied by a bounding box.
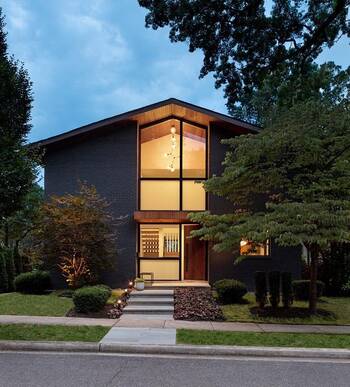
[135,281,145,291]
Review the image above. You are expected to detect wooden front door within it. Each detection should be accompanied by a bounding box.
[184,225,206,280]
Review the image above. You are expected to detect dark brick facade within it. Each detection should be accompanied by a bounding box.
[44,122,137,288]
[208,124,302,290]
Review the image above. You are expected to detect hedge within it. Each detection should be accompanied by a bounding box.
[214,279,247,304]
[73,286,110,313]
[14,271,52,294]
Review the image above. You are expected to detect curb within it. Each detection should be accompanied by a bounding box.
[0,340,350,359]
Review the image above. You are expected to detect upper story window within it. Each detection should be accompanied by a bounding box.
[139,119,207,211]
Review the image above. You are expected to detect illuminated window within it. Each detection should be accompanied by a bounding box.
[140,119,180,178]
[182,180,206,210]
[240,239,270,256]
[140,180,179,210]
[139,224,180,258]
[182,123,206,178]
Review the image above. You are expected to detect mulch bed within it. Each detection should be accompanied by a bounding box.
[66,304,123,319]
[174,287,224,321]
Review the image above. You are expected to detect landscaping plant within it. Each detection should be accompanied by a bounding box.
[0,250,8,292]
[214,279,247,304]
[293,280,325,301]
[58,254,91,289]
[254,271,267,309]
[268,271,280,309]
[281,272,293,308]
[72,286,110,313]
[4,248,16,292]
[14,271,51,294]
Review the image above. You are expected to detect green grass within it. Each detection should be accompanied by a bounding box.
[0,324,109,342]
[0,292,73,316]
[177,329,350,349]
[221,293,350,325]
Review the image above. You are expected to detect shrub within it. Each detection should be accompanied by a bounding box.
[214,279,247,304]
[281,272,293,308]
[292,280,325,301]
[255,271,267,309]
[341,279,350,297]
[57,289,74,298]
[268,271,280,309]
[95,284,112,298]
[73,286,109,313]
[0,252,8,293]
[13,245,23,275]
[4,249,16,292]
[14,271,52,294]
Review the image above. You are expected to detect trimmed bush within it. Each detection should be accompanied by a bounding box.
[0,252,8,293]
[14,271,52,294]
[281,272,293,308]
[292,280,325,301]
[73,286,109,313]
[214,279,247,304]
[95,284,112,298]
[255,271,267,309]
[4,249,16,292]
[268,271,280,309]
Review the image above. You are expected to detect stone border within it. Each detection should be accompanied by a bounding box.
[0,340,349,360]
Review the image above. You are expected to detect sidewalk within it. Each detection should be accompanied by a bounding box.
[1,314,350,334]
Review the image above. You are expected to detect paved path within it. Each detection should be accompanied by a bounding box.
[1,314,350,334]
[1,351,349,387]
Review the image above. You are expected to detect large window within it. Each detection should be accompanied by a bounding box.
[240,239,270,256]
[139,119,207,211]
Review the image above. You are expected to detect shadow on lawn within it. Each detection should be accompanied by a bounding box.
[249,306,336,319]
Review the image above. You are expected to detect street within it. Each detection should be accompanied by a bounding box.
[0,351,349,387]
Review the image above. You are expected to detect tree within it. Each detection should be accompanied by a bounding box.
[33,183,119,285]
[0,8,38,225]
[190,99,350,313]
[139,0,350,121]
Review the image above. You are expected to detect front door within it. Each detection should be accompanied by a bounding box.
[184,225,206,280]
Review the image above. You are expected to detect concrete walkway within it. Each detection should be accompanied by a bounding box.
[1,314,350,334]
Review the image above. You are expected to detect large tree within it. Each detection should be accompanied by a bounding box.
[139,0,350,122]
[190,98,350,313]
[0,8,37,225]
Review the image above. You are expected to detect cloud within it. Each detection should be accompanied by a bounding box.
[2,0,31,31]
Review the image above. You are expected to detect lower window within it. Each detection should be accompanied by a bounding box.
[240,239,270,256]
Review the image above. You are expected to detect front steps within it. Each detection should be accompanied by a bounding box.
[123,289,174,315]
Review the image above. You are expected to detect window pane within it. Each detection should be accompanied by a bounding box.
[183,123,206,178]
[141,119,180,178]
[140,224,180,257]
[182,180,206,210]
[140,180,179,210]
[240,239,270,256]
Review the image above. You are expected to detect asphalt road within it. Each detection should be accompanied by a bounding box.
[0,351,349,387]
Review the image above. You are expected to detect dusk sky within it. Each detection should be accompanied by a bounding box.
[2,0,349,143]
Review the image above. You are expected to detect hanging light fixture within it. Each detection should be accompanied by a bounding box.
[164,125,178,172]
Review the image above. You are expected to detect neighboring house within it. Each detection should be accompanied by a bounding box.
[34,98,301,289]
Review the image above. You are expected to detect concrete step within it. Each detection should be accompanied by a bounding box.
[130,290,174,298]
[123,305,174,315]
[127,297,173,305]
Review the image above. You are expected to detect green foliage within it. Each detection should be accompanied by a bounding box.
[214,279,247,304]
[95,284,112,298]
[0,250,8,292]
[73,286,109,313]
[254,272,267,309]
[281,272,293,308]
[13,244,23,275]
[292,280,325,301]
[14,271,51,294]
[0,8,38,220]
[268,271,280,309]
[33,182,120,281]
[139,1,350,121]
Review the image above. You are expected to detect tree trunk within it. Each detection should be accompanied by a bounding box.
[309,245,319,314]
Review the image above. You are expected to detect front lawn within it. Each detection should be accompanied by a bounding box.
[177,329,350,349]
[0,292,73,316]
[0,324,108,342]
[221,293,350,325]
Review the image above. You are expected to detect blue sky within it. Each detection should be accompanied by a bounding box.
[1,0,349,143]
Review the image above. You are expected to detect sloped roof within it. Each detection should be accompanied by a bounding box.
[32,98,259,148]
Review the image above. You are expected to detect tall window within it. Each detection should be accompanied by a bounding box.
[140,119,207,211]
